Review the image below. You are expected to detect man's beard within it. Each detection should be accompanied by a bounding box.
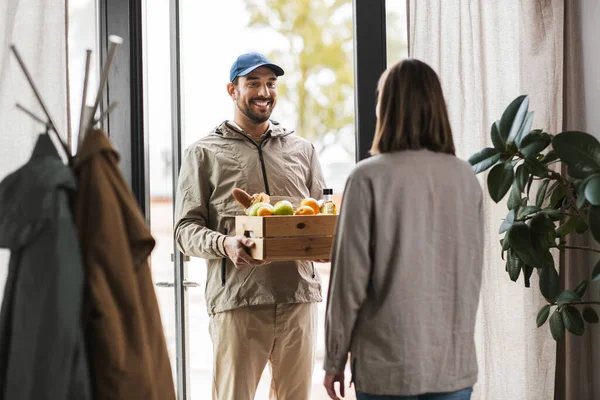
[237,98,273,124]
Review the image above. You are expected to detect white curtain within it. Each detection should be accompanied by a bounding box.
[0,0,69,299]
[408,1,563,399]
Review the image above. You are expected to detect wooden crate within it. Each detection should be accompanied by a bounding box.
[235,215,338,261]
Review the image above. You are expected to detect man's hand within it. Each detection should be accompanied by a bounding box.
[224,235,268,268]
[324,372,346,400]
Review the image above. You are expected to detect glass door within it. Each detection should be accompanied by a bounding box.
[144,0,181,392]
[176,0,357,398]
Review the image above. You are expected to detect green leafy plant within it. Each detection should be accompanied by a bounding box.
[469,95,600,341]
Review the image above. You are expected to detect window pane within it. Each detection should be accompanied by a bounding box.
[68,0,100,152]
[386,0,409,67]
[145,0,178,388]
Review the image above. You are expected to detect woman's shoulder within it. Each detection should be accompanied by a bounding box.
[351,150,477,181]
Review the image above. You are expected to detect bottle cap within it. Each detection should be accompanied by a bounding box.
[323,188,333,195]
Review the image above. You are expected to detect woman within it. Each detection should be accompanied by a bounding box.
[323,59,484,400]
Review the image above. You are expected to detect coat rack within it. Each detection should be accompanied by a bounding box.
[10,44,70,162]
[80,35,123,146]
[10,34,123,158]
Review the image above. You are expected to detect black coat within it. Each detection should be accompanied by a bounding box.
[0,134,91,400]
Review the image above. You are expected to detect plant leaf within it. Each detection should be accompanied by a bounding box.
[515,164,527,193]
[521,131,552,157]
[574,280,589,297]
[577,175,593,208]
[502,236,510,251]
[568,164,592,180]
[535,180,550,208]
[487,163,515,203]
[506,222,539,266]
[524,157,548,178]
[584,175,600,206]
[545,180,561,199]
[524,264,534,287]
[526,174,534,200]
[556,290,582,306]
[582,307,599,324]
[556,217,585,237]
[592,259,600,281]
[507,248,523,282]
[530,213,556,233]
[469,148,502,174]
[550,184,566,209]
[536,304,551,327]
[491,120,505,150]
[499,209,516,234]
[588,206,600,244]
[542,209,564,221]
[550,310,565,341]
[562,306,585,336]
[541,150,559,164]
[502,95,529,144]
[540,261,560,301]
[515,111,535,148]
[518,205,541,219]
[552,131,600,176]
[529,234,549,269]
[507,183,521,210]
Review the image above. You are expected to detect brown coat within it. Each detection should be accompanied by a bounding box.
[74,129,175,400]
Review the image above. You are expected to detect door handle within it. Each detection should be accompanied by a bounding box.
[171,253,190,262]
[155,280,200,288]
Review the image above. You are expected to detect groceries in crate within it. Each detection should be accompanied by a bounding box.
[230,187,337,216]
[231,188,269,209]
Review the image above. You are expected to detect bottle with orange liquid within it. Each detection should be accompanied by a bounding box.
[320,188,337,215]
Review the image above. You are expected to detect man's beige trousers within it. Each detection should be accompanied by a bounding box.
[209,303,318,400]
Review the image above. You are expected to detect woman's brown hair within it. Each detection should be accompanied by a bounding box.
[370,58,455,155]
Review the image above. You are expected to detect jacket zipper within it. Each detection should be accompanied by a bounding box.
[257,141,270,195]
[231,130,272,195]
[221,228,228,286]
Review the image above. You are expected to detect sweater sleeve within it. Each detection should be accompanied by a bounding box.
[174,147,228,259]
[323,173,373,374]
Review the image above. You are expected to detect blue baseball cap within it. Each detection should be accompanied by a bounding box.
[229,52,284,82]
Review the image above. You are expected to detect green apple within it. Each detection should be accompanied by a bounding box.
[273,200,294,215]
[246,202,272,216]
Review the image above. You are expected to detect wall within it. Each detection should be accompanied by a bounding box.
[580,1,600,398]
[0,1,68,301]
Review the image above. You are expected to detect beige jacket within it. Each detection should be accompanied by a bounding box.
[175,121,326,315]
[324,150,484,396]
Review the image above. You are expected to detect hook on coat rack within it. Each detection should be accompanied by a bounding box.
[77,49,93,147]
[10,45,62,139]
[82,35,123,139]
[15,103,47,126]
[10,44,71,163]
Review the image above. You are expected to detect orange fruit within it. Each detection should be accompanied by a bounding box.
[300,198,320,214]
[295,205,316,215]
[257,205,274,216]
